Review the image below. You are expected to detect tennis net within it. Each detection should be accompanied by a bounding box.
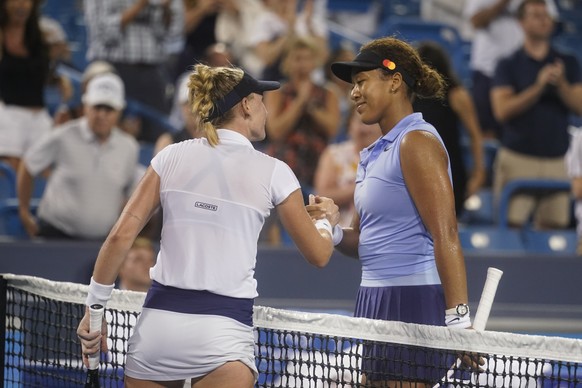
[1,273,581,387]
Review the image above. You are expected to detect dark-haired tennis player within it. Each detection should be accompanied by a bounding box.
[325,36,474,387]
[77,64,339,388]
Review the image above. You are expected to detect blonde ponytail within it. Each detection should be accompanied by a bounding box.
[188,64,244,146]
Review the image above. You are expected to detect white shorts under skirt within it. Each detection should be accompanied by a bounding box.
[0,104,52,158]
[124,308,258,381]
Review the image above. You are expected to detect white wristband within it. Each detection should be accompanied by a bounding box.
[332,224,343,246]
[85,277,115,308]
[314,218,333,237]
[445,313,471,329]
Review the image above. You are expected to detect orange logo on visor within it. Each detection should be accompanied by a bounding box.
[382,59,396,70]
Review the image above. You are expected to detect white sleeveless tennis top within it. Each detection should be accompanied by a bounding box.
[150,129,300,298]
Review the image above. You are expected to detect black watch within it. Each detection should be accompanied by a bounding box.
[445,303,470,317]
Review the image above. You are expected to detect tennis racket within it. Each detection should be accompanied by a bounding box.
[433,267,504,387]
[84,303,104,388]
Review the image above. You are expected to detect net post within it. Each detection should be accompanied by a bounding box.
[0,276,7,384]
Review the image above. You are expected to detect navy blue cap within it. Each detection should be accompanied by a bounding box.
[207,72,280,121]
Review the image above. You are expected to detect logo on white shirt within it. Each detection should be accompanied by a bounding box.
[195,201,218,211]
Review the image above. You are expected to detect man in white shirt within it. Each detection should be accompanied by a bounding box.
[17,73,139,240]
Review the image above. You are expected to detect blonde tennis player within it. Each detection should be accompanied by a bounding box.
[77,64,339,388]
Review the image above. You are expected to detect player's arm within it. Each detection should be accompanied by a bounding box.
[400,130,468,309]
[278,189,336,268]
[334,211,360,259]
[92,166,161,285]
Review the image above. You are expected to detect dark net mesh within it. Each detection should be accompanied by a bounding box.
[2,276,581,387]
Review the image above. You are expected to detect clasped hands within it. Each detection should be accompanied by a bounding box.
[305,194,340,228]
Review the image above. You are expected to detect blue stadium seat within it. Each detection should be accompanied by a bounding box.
[0,161,16,200]
[459,226,525,253]
[139,142,155,167]
[374,17,467,81]
[460,188,495,226]
[327,0,375,12]
[0,198,39,239]
[522,229,578,254]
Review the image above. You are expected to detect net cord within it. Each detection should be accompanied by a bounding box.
[3,273,582,364]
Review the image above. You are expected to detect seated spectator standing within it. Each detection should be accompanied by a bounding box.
[491,0,582,229]
[0,0,53,171]
[17,73,139,240]
[84,0,184,143]
[118,237,156,292]
[413,41,486,218]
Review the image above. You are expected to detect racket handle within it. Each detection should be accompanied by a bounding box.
[473,267,503,331]
[87,304,104,370]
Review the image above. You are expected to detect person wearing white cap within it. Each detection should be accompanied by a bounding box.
[17,73,139,240]
[77,64,339,387]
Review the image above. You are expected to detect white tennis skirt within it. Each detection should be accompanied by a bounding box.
[124,308,258,381]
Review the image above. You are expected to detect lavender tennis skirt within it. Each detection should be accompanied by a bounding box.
[354,284,455,384]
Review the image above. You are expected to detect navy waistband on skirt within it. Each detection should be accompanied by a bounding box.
[143,281,254,326]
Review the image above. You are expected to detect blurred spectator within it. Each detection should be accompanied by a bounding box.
[0,0,53,171]
[565,129,582,255]
[491,0,582,229]
[17,73,139,240]
[39,16,71,65]
[53,60,117,125]
[413,41,486,217]
[84,0,184,143]
[173,0,234,79]
[215,0,265,74]
[422,0,473,39]
[246,0,329,81]
[155,75,203,155]
[264,36,340,197]
[118,237,156,292]
[324,42,357,143]
[463,0,558,139]
[168,43,234,130]
[314,111,381,227]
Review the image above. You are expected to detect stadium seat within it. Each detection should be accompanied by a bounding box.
[0,198,39,239]
[139,142,155,167]
[327,0,375,12]
[458,226,525,253]
[461,188,495,226]
[374,17,466,78]
[0,161,17,200]
[522,229,578,254]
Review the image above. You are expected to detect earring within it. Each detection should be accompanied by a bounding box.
[391,88,396,93]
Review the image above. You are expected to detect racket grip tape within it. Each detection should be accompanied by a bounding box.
[87,304,104,370]
[473,267,503,332]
